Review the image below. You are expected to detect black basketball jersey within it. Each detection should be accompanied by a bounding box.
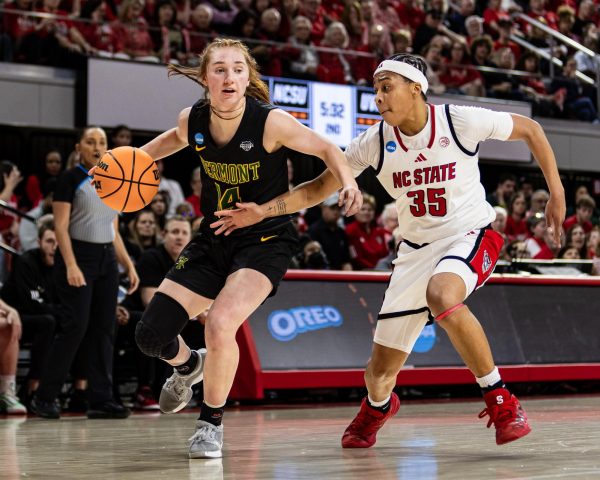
[187,96,291,234]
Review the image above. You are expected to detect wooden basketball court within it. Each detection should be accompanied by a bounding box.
[1,394,599,479]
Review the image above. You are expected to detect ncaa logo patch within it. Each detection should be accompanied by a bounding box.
[439,136,450,148]
[194,133,204,145]
[385,141,397,153]
[482,250,492,273]
[240,140,254,152]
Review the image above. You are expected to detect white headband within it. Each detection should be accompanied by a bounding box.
[373,60,429,94]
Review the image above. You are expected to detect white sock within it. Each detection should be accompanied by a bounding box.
[476,367,502,389]
[0,375,16,394]
[367,394,390,407]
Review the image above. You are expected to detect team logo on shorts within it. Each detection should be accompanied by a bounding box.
[175,255,189,270]
[240,140,254,151]
[439,136,450,148]
[482,250,492,273]
[385,141,397,153]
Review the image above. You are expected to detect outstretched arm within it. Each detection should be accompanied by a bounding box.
[264,109,361,214]
[141,107,191,160]
[211,169,341,235]
[508,114,565,244]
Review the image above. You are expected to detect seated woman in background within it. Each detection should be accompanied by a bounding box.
[345,194,389,270]
[111,0,158,62]
[24,149,62,209]
[125,210,159,262]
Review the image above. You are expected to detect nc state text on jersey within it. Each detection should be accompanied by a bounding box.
[392,162,456,189]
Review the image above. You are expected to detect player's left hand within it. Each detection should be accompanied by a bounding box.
[338,184,363,217]
[545,193,566,246]
[211,202,265,235]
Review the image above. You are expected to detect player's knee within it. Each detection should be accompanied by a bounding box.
[135,321,164,357]
[426,281,457,315]
[204,314,236,349]
[136,292,188,358]
[366,360,398,384]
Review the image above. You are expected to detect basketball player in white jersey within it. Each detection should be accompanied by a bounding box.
[209,54,566,447]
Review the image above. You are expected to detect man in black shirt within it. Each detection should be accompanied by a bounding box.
[117,215,203,408]
[1,220,59,406]
[308,195,352,270]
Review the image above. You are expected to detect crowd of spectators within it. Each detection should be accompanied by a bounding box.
[2,0,600,120]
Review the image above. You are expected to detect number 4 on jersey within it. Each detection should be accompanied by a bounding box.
[216,184,241,210]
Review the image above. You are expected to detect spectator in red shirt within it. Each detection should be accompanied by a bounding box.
[563,194,596,233]
[254,7,284,76]
[395,0,425,33]
[524,213,555,259]
[187,4,216,57]
[493,16,520,60]
[483,0,504,38]
[586,226,600,259]
[278,0,300,40]
[300,0,327,43]
[373,0,404,35]
[525,0,558,30]
[24,149,63,209]
[76,0,121,57]
[185,167,202,218]
[2,0,36,61]
[345,194,389,270]
[439,40,485,96]
[316,22,355,84]
[149,0,188,64]
[341,1,366,51]
[111,0,158,62]
[354,23,388,86]
[504,192,529,241]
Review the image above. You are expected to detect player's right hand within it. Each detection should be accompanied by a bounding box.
[211,202,265,235]
[338,184,363,217]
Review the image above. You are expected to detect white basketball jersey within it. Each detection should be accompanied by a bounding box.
[346,104,513,245]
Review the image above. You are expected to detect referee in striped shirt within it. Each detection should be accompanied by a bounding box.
[31,127,139,419]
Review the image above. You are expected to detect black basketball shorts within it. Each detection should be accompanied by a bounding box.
[165,222,298,299]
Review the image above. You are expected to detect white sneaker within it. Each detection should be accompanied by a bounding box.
[0,391,27,415]
[188,420,224,459]
[159,348,206,414]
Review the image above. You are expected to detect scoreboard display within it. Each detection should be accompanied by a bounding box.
[267,77,368,148]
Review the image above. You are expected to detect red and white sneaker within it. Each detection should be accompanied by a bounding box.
[134,387,160,411]
[479,388,531,445]
[341,393,400,448]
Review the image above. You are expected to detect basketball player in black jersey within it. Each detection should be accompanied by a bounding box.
[132,38,362,459]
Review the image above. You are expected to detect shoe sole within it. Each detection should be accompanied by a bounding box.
[160,349,206,414]
[497,424,532,445]
[189,450,223,459]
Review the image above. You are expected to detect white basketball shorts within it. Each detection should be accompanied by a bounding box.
[373,226,504,353]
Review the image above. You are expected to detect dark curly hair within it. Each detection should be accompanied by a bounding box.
[384,54,429,100]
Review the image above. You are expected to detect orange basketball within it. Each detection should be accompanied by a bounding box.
[93,147,160,212]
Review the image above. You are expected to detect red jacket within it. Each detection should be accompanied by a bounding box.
[345,221,389,270]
